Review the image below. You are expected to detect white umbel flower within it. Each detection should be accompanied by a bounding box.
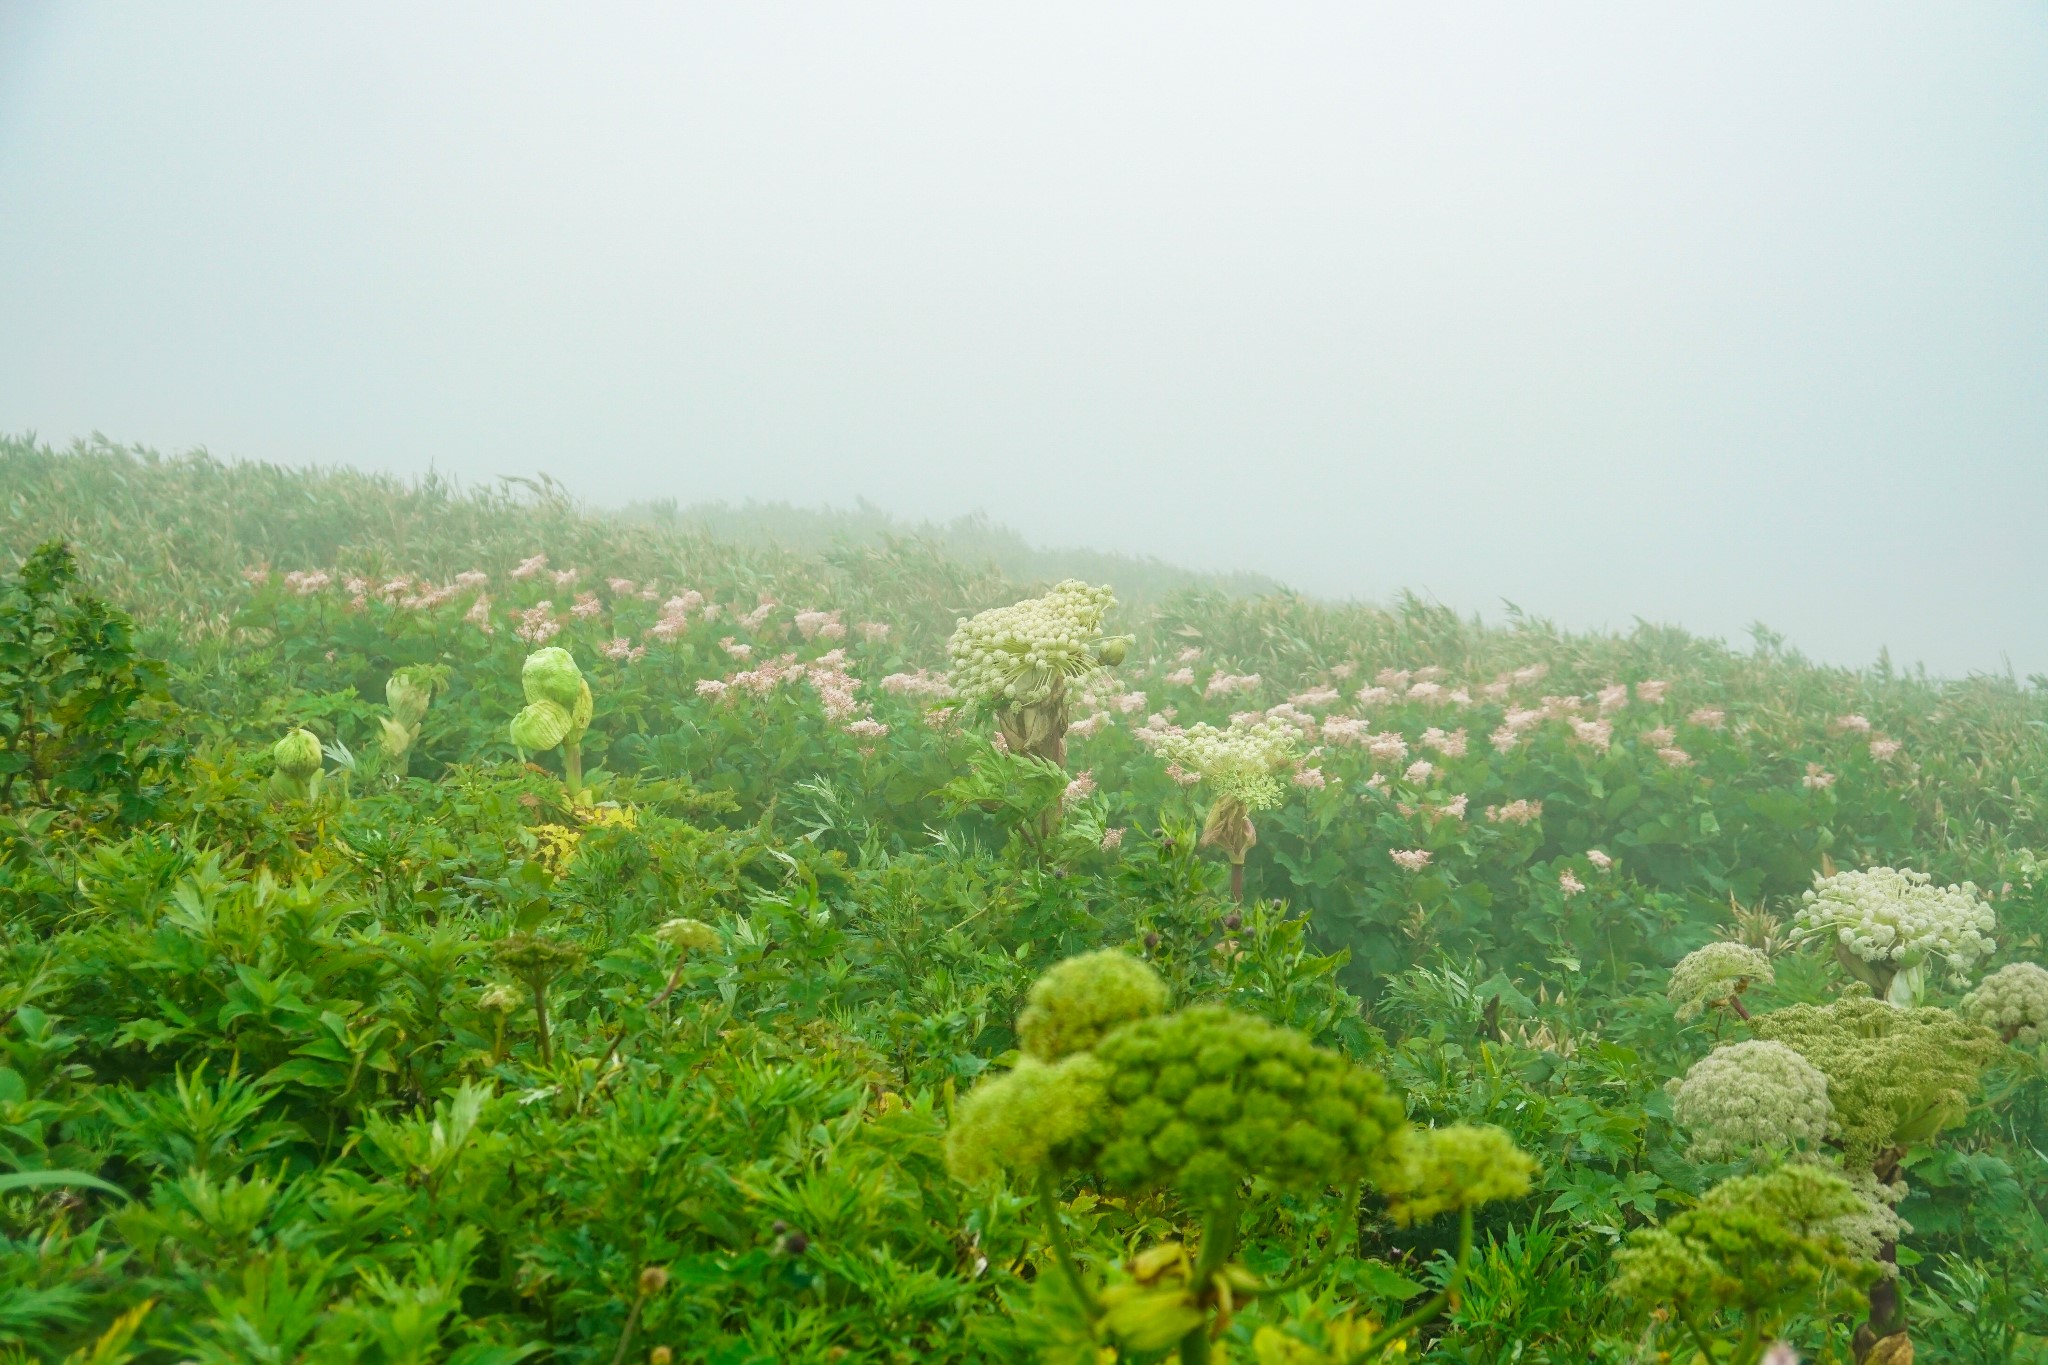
[1670,1040,1832,1162]
[1794,866,1996,1005]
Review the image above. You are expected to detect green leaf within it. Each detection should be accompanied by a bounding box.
[0,1169,128,1200]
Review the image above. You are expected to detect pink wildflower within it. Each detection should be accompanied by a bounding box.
[464,595,496,634]
[607,577,637,595]
[1165,762,1199,787]
[1320,716,1368,745]
[1688,707,1727,729]
[857,621,890,642]
[1421,727,1467,758]
[1293,766,1327,790]
[1435,793,1469,820]
[1368,733,1410,764]
[1870,737,1902,761]
[1067,712,1110,739]
[880,670,955,700]
[1490,725,1520,755]
[1354,686,1394,706]
[1290,686,1341,708]
[1403,759,1435,784]
[696,679,730,699]
[1571,718,1614,752]
[1559,870,1585,897]
[1390,849,1432,872]
[1205,672,1261,700]
[1062,772,1097,808]
[454,570,490,590]
[1804,763,1836,790]
[242,563,271,586]
[571,593,603,620]
[721,638,754,661]
[1164,667,1196,687]
[1111,691,1148,714]
[1100,827,1125,852]
[844,717,889,740]
[551,568,579,589]
[1377,668,1411,688]
[1407,681,1447,705]
[1636,679,1670,704]
[1657,747,1693,768]
[1597,683,1629,713]
[1643,725,1678,747]
[1176,646,1203,664]
[1487,799,1543,826]
[510,554,547,580]
[1832,714,1873,734]
[1587,849,1614,870]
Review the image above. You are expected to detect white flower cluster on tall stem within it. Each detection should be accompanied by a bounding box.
[1154,715,1300,815]
[945,580,1118,710]
[1794,866,1997,1005]
[1670,1040,1832,1162]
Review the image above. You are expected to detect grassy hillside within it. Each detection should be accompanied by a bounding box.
[0,432,2044,1363]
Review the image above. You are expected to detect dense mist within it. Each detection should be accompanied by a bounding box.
[3,3,2045,675]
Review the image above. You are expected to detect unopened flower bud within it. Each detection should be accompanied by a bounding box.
[650,1350,673,1365]
[273,728,323,779]
[783,1231,809,1255]
[1222,911,1242,932]
[638,1265,669,1296]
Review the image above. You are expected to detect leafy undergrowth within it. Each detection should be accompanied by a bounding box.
[0,435,2042,1363]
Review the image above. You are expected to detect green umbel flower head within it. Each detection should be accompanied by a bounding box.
[1667,941,1774,1021]
[1380,1123,1537,1226]
[1016,950,1170,1062]
[1613,1165,1876,1326]
[523,646,586,710]
[654,917,721,952]
[386,669,434,727]
[1670,1040,1832,1162]
[1748,997,2003,1162]
[511,647,593,780]
[944,1053,1112,1184]
[273,728,323,780]
[1961,961,2048,1045]
[1090,1005,1407,1203]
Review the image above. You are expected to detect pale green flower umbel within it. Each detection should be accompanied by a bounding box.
[945,581,1124,761]
[1961,961,2048,1045]
[1016,950,1170,1061]
[1667,941,1775,1021]
[1794,866,1996,1006]
[1155,715,1301,872]
[1670,1039,1832,1162]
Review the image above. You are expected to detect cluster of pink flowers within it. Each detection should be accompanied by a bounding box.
[242,563,271,585]
[1354,685,1395,707]
[1292,766,1327,790]
[551,568,579,589]
[1133,712,1185,749]
[607,577,637,595]
[1067,712,1112,739]
[1319,715,1369,745]
[1587,849,1614,870]
[1831,713,1873,734]
[1490,707,1548,754]
[1367,732,1410,765]
[1205,671,1262,700]
[1559,869,1586,897]
[1643,725,1677,747]
[720,637,753,661]
[1063,771,1097,808]
[880,669,955,700]
[1262,702,1318,736]
[1403,759,1435,784]
[454,570,490,591]
[737,600,777,631]
[1803,763,1836,790]
[1165,762,1199,786]
[1487,799,1543,825]
[511,554,548,580]
[844,717,890,740]
[1177,646,1203,664]
[1421,727,1467,758]
[1869,737,1903,761]
[514,601,561,645]
[794,609,845,642]
[804,649,863,721]
[1570,717,1614,752]
[1390,848,1432,871]
[570,592,604,620]
[1163,667,1196,687]
[283,569,331,595]
[1289,686,1341,708]
[1434,793,1469,820]
[1688,707,1727,729]
[1636,679,1670,704]
[465,595,496,634]
[1100,827,1125,852]
[644,592,703,644]
[600,637,648,663]
[1657,747,1693,768]
[1597,683,1630,713]
[857,621,890,643]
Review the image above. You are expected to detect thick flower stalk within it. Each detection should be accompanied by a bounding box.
[510,646,594,796]
[1793,866,1997,1006]
[1153,715,1301,899]
[270,727,324,802]
[1612,1165,1876,1365]
[1669,1040,1831,1162]
[1668,941,1774,1021]
[945,580,1124,764]
[1960,961,2048,1045]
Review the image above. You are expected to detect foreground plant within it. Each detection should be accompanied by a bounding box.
[1791,866,1996,1006]
[946,580,1125,765]
[1613,1164,1876,1365]
[270,727,324,802]
[947,950,1531,1362]
[377,664,445,778]
[510,646,594,797]
[1154,715,1301,899]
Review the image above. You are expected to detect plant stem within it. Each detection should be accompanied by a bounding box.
[1248,1183,1359,1299]
[1178,1188,1242,1365]
[530,979,553,1067]
[609,1289,647,1365]
[1230,860,1244,903]
[1036,1174,1098,1320]
[563,740,583,798]
[1345,1205,1474,1363]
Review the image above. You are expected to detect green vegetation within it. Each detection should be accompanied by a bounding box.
[0,431,2044,1363]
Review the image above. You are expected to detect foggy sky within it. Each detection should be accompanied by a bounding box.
[3,4,2045,676]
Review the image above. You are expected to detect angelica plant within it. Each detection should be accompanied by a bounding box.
[1669,1039,1831,1162]
[511,646,594,797]
[1792,866,1996,1006]
[945,580,1125,765]
[1154,715,1301,900]
[376,664,444,779]
[270,727,323,802]
[1960,961,2048,1044]
[1667,941,1775,1021]
[1612,1164,1876,1365]
[946,950,1531,1364]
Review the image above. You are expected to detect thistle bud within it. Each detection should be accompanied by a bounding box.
[273,728,323,779]
[638,1265,669,1296]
